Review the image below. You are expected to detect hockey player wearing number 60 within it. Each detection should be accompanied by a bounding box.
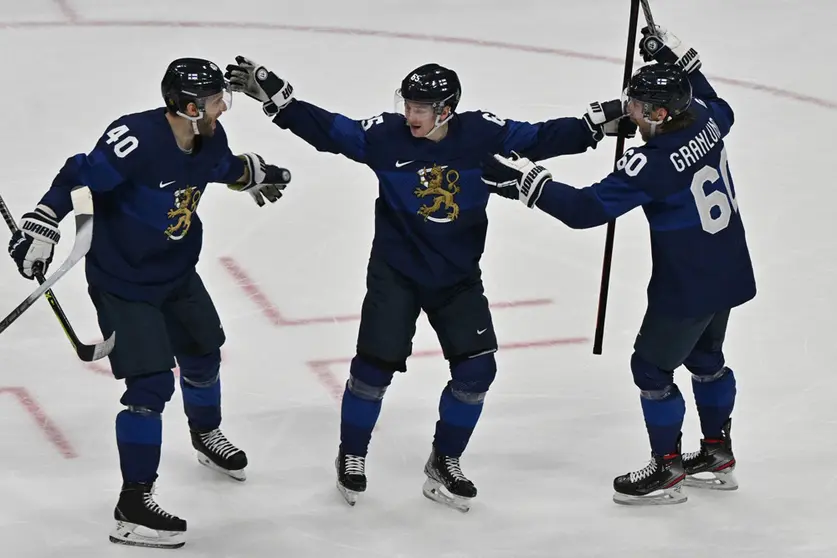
[481,27,756,505]
[224,56,631,511]
[7,58,292,548]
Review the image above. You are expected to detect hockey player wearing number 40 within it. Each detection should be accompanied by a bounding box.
[482,26,756,506]
[225,55,633,512]
[7,58,292,548]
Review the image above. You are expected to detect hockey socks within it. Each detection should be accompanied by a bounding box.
[640,385,686,456]
[340,356,393,456]
[691,367,736,440]
[179,351,222,432]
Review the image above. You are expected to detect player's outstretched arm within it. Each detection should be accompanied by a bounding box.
[480,152,651,229]
[501,100,635,162]
[226,56,371,164]
[639,26,734,133]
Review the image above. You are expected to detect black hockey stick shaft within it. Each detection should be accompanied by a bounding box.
[0,194,113,361]
[592,0,642,355]
[640,0,656,30]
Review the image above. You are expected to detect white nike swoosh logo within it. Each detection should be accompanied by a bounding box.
[160,181,176,188]
[395,160,415,168]
[477,329,487,335]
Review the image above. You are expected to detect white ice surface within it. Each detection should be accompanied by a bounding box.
[0,1,833,556]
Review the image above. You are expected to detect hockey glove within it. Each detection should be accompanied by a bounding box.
[583,100,634,142]
[639,26,702,74]
[229,153,292,207]
[225,56,295,117]
[8,204,60,279]
[481,153,552,209]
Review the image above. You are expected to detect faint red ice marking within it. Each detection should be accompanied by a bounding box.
[307,337,588,403]
[219,255,553,327]
[0,387,77,459]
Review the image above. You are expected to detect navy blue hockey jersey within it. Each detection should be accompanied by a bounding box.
[40,108,245,302]
[533,70,756,317]
[273,101,600,287]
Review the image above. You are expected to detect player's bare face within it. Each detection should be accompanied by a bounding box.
[404,101,437,137]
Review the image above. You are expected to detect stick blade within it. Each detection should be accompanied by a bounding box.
[76,331,116,362]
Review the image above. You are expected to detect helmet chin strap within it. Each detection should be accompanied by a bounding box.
[176,110,203,135]
[646,118,661,139]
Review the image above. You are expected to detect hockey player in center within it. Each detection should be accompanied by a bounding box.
[8,58,291,547]
[481,27,755,505]
[225,56,629,511]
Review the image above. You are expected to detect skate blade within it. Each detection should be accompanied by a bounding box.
[685,469,738,491]
[613,483,688,506]
[110,521,185,549]
[336,480,361,506]
[197,452,246,481]
[422,478,472,513]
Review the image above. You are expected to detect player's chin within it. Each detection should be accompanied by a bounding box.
[409,125,428,138]
[199,120,217,137]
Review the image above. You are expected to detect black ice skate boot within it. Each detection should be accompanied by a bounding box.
[683,418,737,490]
[191,428,248,481]
[422,447,477,513]
[335,449,367,506]
[110,482,187,549]
[613,437,687,506]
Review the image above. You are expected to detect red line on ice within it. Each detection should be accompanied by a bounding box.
[0,387,77,459]
[219,256,553,327]
[308,337,588,402]
[0,19,833,110]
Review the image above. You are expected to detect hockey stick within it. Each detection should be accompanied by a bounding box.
[592,0,643,355]
[0,194,114,361]
[640,0,656,30]
[0,188,110,353]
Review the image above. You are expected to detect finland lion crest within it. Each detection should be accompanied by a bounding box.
[165,186,201,240]
[414,164,460,223]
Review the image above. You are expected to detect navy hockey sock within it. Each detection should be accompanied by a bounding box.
[640,385,686,456]
[433,385,485,457]
[340,356,393,456]
[433,354,496,457]
[692,367,736,439]
[116,409,163,484]
[117,372,174,483]
[179,351,222,432]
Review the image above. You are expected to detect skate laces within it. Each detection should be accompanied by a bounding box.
[142,492,175,519]
[682,449,702,462]
[629,459,658,483]
[443,457,467,481]
[200,429,240,460]
[344,454,365,476]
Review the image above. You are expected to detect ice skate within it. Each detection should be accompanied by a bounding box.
[109,482,187,549]
[422,447,477,513]
[336,449,367,506]
[613,439,687,506]
[684,419,738,490]
[191,428,248,481]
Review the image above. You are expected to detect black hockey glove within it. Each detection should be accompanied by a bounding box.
[229,153,292,207]
[481,153,552,209]
[225,56,295,117]
[582,100,634,141]
[639,26,702,74]
[8,205,60,279]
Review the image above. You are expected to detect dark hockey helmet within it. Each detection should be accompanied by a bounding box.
[161,58,230,116]
[625,63,692,121]
[397,63,461,114]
